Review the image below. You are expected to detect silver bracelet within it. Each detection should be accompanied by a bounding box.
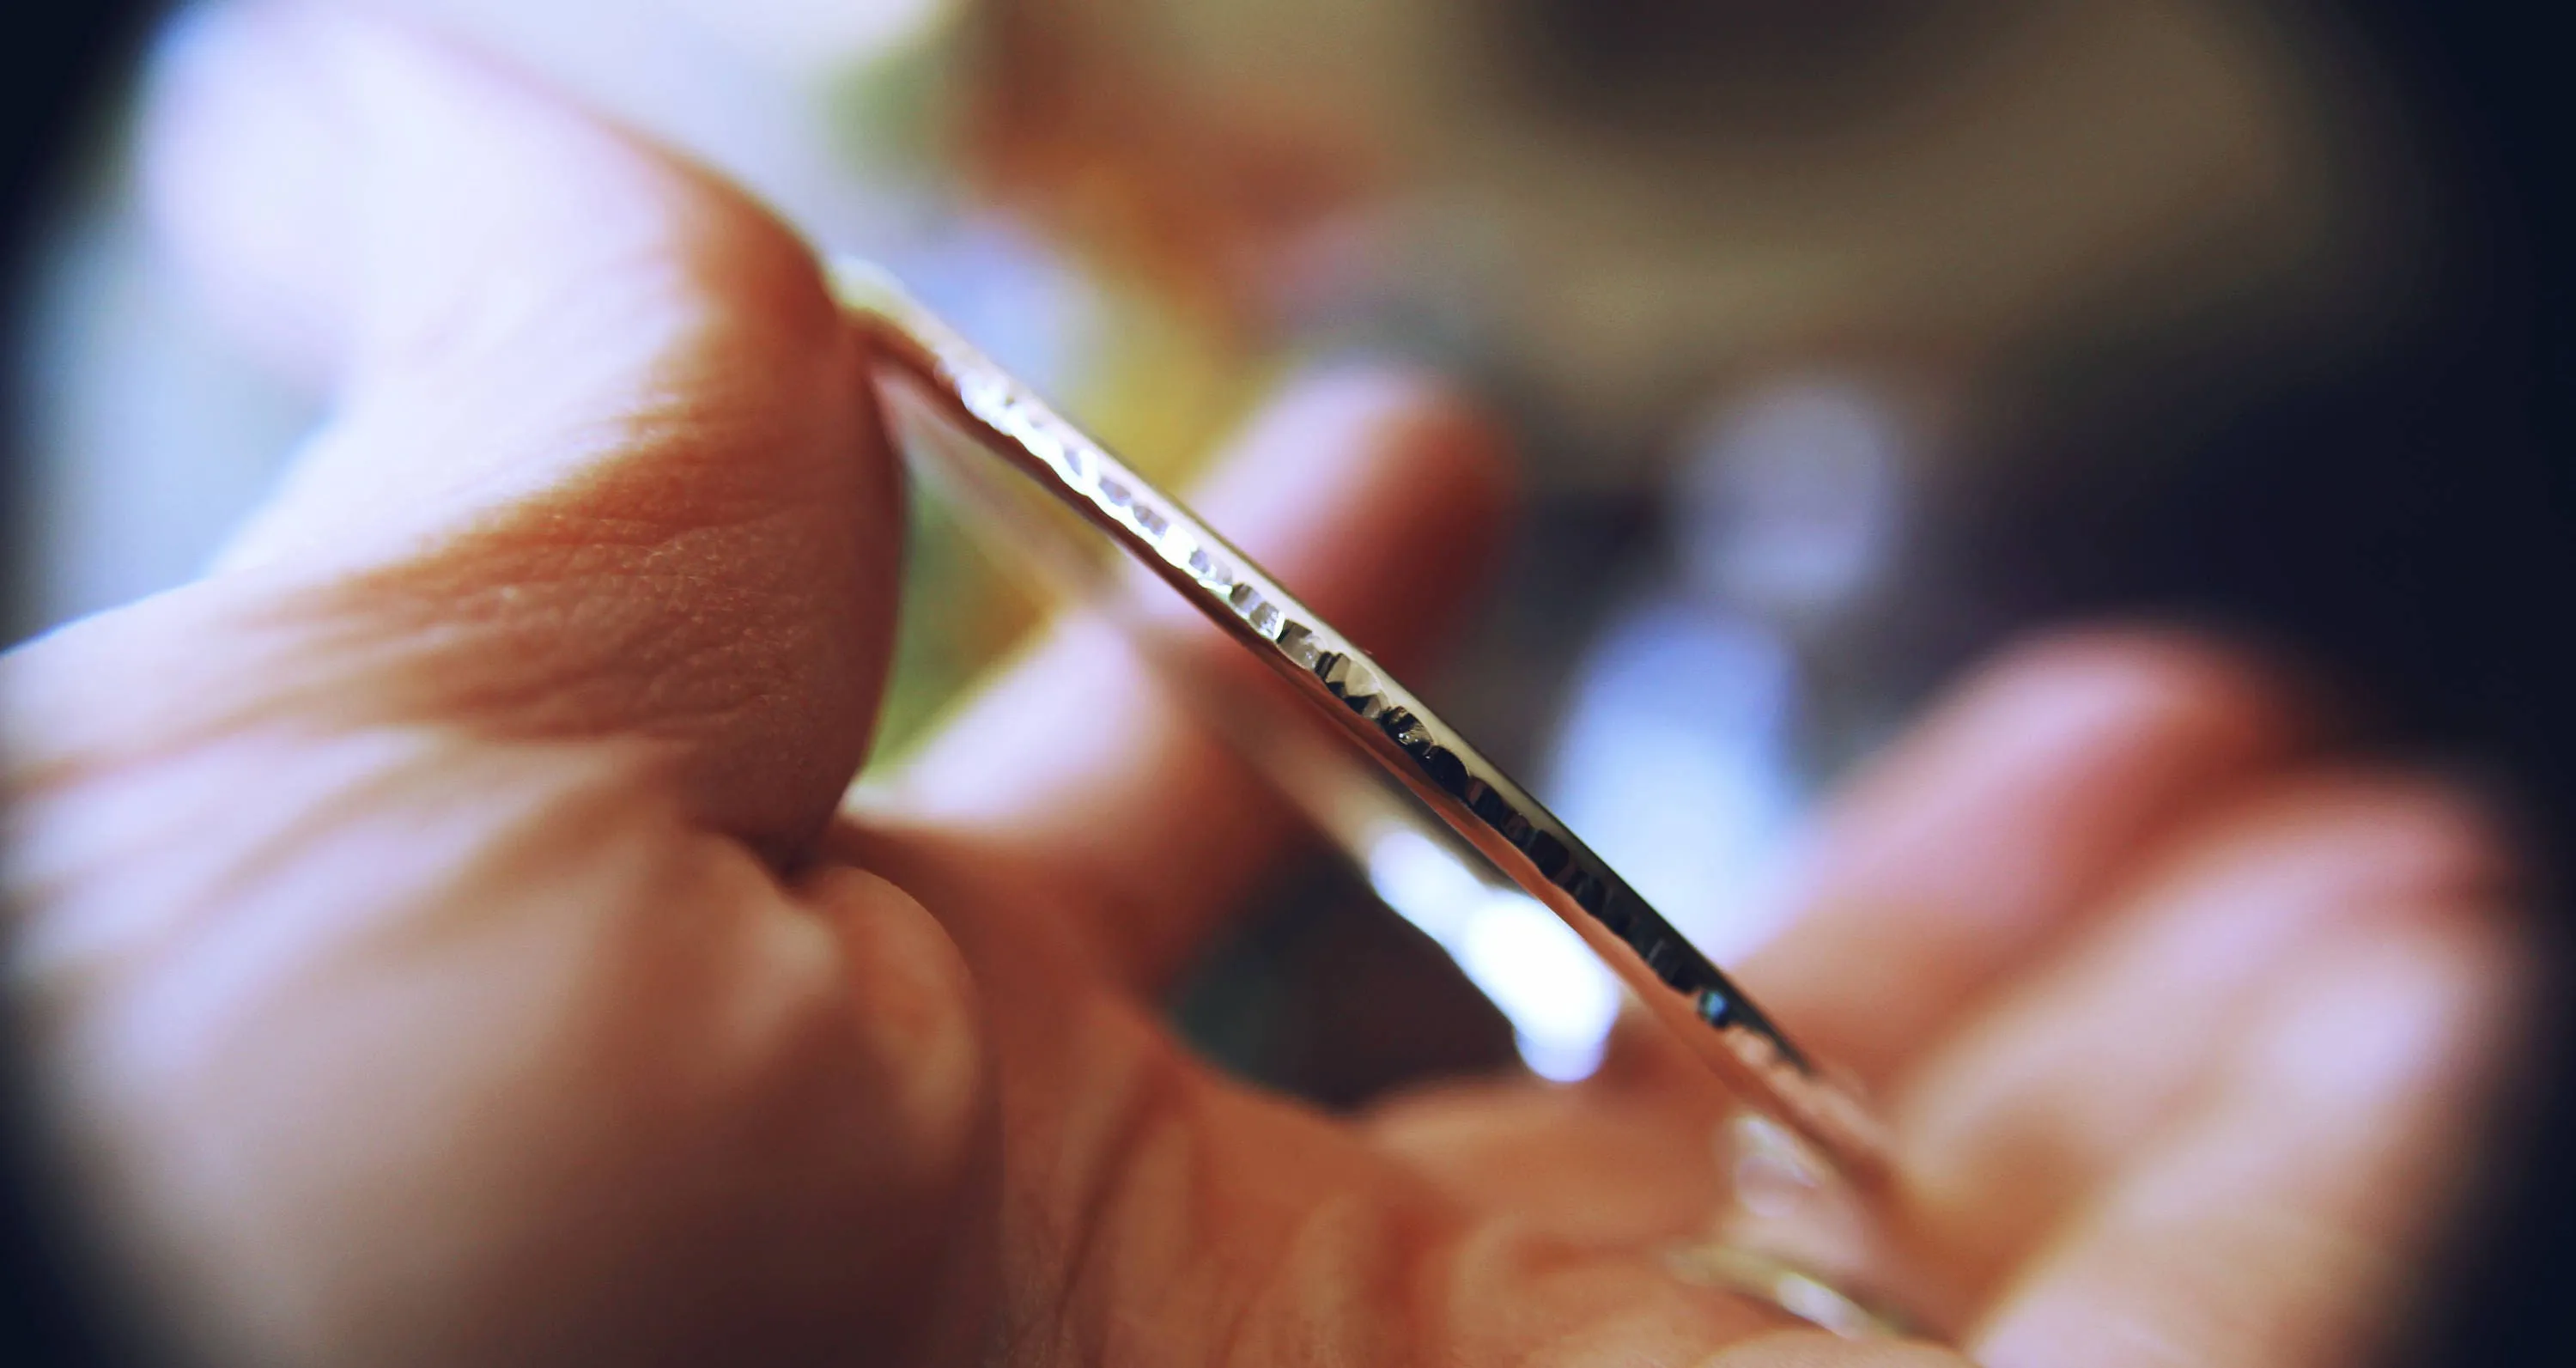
[834,259,1919,1336]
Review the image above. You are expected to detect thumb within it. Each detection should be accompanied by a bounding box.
[3,11,969,1360]
[118,0,898,854]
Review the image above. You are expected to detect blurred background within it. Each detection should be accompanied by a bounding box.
[6,1,2572,1363]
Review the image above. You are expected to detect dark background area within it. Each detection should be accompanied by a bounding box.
[7,2,2572,1363]
[7,8,164,1366]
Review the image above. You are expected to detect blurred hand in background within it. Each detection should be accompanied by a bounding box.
[1,9,2532,1367]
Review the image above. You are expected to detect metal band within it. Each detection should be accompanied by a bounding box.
[831,259,1893,1183]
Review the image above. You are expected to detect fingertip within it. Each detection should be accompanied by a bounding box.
[2247,913,2541,1114]
[1315,361,1522,523]
[1834,624,2318,926]
[140,0,361,380]
[1192,362,1518,666]
[1751,626,2327,1084]
[150,0,852,410]
[1941,625,2316,769]
[1377,372,1522,575]
[131,1,902,859]
[2197,769,2523,915]
[1198,362,1518,529]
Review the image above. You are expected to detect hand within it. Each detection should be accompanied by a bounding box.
[3,9,2530,1366]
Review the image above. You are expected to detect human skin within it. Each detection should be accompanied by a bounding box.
[0,6,2534,1366]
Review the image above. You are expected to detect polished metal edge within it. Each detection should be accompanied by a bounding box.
[829,259,1891,1180]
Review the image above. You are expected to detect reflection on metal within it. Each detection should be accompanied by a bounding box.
[836,258,1894,1180]
[1543,605,1801,967]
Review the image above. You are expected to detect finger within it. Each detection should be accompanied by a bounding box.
[1973,918,2532,1368]
[1742,631,2306,1085]
[118,1,896,857]
[1893,773,2509,1310]
[875,367,1513,989]
[821,830,1964,1368]
[1364,1063,1730,1249]
[1376,637,2311,1249]
[9,12,940,1355]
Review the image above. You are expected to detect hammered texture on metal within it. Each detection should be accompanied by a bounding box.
[833,260,1891,1179]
